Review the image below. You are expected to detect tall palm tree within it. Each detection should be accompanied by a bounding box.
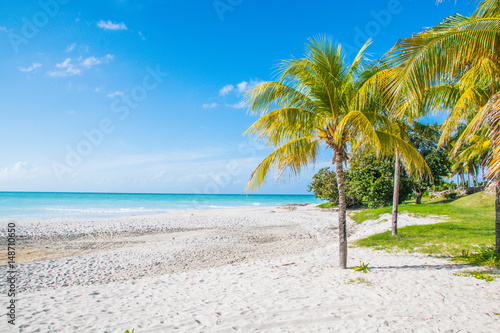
[385,0,500,252]
[244,37,428,268]
[355,64,430,235]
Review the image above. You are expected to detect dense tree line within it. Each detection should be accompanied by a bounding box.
[309,123,451,208]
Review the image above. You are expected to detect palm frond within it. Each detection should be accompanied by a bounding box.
[245,137,320,191]
[244,107,323,147]
[375,130,431,179]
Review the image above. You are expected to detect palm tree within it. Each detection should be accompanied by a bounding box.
[453,132,492,188]
[244,37,429,268]
[355,64,430,235]
[385,0,500,252]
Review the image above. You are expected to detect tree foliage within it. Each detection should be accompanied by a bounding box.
[407,123,451,203]
[308,157,414,209]
[307,168,360,207]
[348,156,413,208]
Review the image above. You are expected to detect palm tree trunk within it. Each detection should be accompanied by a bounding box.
[414,189,422,204]
[334,150,347,269]
[482,166,486,186]
[496,180,500,253]
[391,153,400,236]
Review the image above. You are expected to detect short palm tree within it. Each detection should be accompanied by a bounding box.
[355,63,430,235]
[244,37,429,268]
[457,132,491,186]
[385,0,500,252]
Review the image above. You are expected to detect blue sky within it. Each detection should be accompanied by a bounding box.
[0,0,478,194]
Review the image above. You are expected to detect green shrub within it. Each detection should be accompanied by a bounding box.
[352,262,370,273]
[452,246,500,268]
[308,168,360,207]
[347,156,413,208]
[444,192,457,200]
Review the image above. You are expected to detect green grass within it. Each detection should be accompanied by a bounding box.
[351,261,370,273]
[354,191,495,256]
[317,202,337,208]
[345,277,372,286]
[350,206,392,223]
[349,195,470,223]
[454,271,498,282]
[452,246,500,268]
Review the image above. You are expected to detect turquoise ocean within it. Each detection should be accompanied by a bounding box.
[0,192,321,221]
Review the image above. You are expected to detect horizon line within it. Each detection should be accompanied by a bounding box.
[0,191,314,196]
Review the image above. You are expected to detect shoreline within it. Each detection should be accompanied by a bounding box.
[0,203,319,225]
[0,205,499,332]
[0,192,321,222]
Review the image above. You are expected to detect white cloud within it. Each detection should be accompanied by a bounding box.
[107,91,125,98]
[81,56,100,68]
[65,42,76,52]
[226,101,246,109]
[97,20,128,31]
[138,31,145,40]
[219,84,234,96]
[47,55,113,77]
[0,162,40,181]
[209,79,264,110]
[47,58,81,77]
[237,81,248,93]
[19,63,42,72]
[81,54,113,68]
[219,79,265,97]
[202,102,218,109]
[241,79,265,94]
[57,58,72,68]
[0,26,8,32]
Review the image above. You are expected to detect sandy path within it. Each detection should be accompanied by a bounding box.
[0,205,499,332]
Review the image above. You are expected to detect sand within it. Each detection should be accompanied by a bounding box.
[0,205,499,332]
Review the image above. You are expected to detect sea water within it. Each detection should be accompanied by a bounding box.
[0,192,321,220]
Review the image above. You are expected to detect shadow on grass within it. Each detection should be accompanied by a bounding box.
[363,263,469,271]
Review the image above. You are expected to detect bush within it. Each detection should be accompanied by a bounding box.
[308,168,360,207]
[308,155,415,209]
[444,192,457,200]
[347,156,413,208]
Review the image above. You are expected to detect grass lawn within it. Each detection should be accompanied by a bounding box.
[352,191,495,257]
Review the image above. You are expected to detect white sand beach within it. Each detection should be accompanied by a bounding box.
[1,205,499,332]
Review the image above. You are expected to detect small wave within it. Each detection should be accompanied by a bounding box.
[44,207,162,214]
[207,205,232,209]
